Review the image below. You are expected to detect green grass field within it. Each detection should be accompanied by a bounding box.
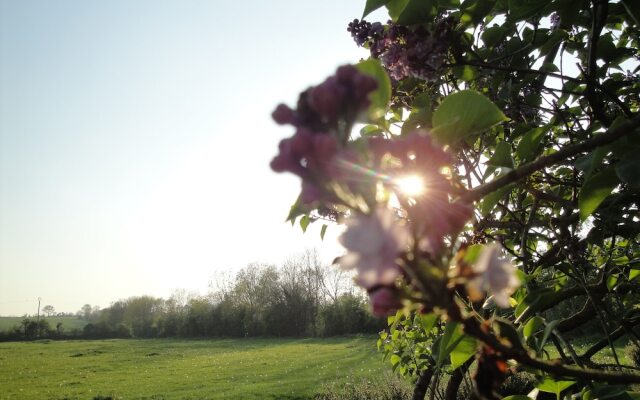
[0,316,87,333]
[0,336,388,400]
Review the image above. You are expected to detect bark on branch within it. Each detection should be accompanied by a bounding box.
[458,114,640,204]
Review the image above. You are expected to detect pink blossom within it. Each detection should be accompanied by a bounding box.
[338,207,410,289]
[469,243,520,308]
[369,287,402,316]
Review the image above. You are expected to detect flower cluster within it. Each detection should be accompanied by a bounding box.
[347,19,384,46]
[271,66,517,316]
[348,17,457,81]
[468,243,519,308]
[368,133,472,255]
[339,207,410,288]
[271,65,377,134]
[270,65,378,204]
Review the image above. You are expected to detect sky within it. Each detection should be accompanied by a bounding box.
[0,1,383,316]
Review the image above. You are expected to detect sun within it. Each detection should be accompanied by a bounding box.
[395,175,425,196]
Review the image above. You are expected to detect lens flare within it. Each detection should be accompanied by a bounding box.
[395,175,425,196]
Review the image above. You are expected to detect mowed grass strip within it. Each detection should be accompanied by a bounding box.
[0,336,387,400]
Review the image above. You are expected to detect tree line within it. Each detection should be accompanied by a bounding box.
[1,251,385,341]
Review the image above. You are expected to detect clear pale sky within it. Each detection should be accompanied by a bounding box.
[0,1,381,316]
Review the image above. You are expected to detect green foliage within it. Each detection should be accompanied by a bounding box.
[290,0,640,396]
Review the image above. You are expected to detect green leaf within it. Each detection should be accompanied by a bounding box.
[486,141,514,169]
[575,146,609,179]
[286,196,308,225]
[420,313,438,332]
[502,397,534,400]
[452,65,477,82]
[630,269,640,282]
[432,90,508,145]
[578,167,619,221]
[482,25,508,47]
[514,288,556,320]
[450,335,477,369]
[523,316,544,340]
[436,321,470,367]
[386,0,409,20]
[507,0,547,22]
[539,320,559,352]
[390,353,401,366]
[615,148,640,189]
[363,0,391,18]
[360,124,384,137]
[438,0,460,7]
[583,385,637,400]
[536,378,576,398]
[539,30,566,57]
[462,244,484,264]
[356,59,392,121]
[386,0,437,25]
[460,0,497,25]
[621,0,640,25]
[494,318,525,350]
[320,224,328,240]
[516,127,546,162]
[480,184,513,216]
[401,108,432,135]
[299,215,311,233]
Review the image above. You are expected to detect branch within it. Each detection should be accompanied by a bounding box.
[413,367,435,400]
[447,61,583,84]
[580,317,640,361]
[458,114,640,203]
[462,316,640,384]
[557,301,595,333]
[585,0,612,126]
[444,357,474,400]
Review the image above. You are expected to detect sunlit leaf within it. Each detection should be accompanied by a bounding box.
[320,224,328,240]
[450,335,476,369]
[432,90,508,145]
[386,0,437,25]
[516,127,545,163]
[578,167,619,221]
[363,0,391,18]
[299,215,311,233]
[536,378,576,397]
[486,141,514,169]
[523,316,544,340]
[356,59,392,121]
[615,148,640,189]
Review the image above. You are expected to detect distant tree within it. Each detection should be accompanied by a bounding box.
[79,304,93,320]
[123,296,162,337]
[55,322,63,336]
[36,319,50,338]
[42,305,55,317]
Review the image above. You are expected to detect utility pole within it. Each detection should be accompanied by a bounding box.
[36,297,41,338]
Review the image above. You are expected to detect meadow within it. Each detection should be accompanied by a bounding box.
[0,336,388,400]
